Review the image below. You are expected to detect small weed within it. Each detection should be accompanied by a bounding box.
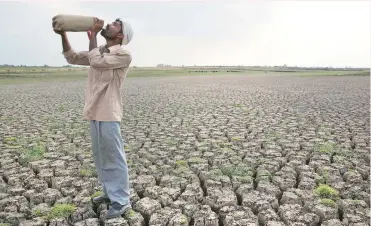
[50,121,66,130]
[32,207,49,218]
[315,143,337,154]
[174,166,191,175]
[33,209,43,217]
[125,209,136,218]
[127,159,133,165]
[59,104,65,112]
[166,139,178,146]
[46,204,76,220]
[124,144,131,151]
[91,191,103,198]
[220,166,234,177]
[188,157,202,164]
[221,165,253,178]
[236,175,253,183]
[4,137,17,143]
[31,203,76,221]
[258,158,266,164]
[233,103,244,108]
[257,172,272,181]
[180,215,188,224]
[314,184,339,200]
[220,147,234,154]
[208,169,224,177]
[175,160,188,167]
[266,131,281,140]
[79,166,97,177]
[336,149,354,158]
[320,198,337,208]
[0,116,14,121]
[321,168,329,184]
[19,144,45,166]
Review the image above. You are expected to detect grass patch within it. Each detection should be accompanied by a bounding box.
[0,115,15,121]
[314,142,337,154]
[256,171,272,181]
[233,103,245,108]
[165,139,178,146]
[32,207,49,218]
[220,147,234,154]
[33,209,43,217]
[180,215,188,224]
[266,131,282,140]
[320,198,337,208]
[208,169,224,177]
[174,167,190,175]
[235,175,253,183]
[317,168,329,185]
[91,191,103,198]
[3,136,17,143]
[314,184,339,200]
[221,165,253,178]
[19,144,45,166]
[175,160,188,167]
[79,165,97,177]
[0,224,11,226]
[58,104,65,112]
[47,204,76,220]
[187,157,202,164]
[125,209,136,218]
[32,203,76,221]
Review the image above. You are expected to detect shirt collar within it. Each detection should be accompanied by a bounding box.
[106,44,122,53]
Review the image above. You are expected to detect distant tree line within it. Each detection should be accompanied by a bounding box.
[0,64,73,68]
[0,64,367,71]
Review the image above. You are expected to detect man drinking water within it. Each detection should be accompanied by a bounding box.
[53,17,134,219]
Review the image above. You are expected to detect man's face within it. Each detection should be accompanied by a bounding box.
[101,19,123,41]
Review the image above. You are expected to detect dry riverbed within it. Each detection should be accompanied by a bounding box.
[0,74,369,226]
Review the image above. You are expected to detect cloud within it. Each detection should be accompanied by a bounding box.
[0,1,369,67]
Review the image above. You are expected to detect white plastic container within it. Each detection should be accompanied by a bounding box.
[52,14,98,32]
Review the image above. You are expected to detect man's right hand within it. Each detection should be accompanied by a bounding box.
[91,17,104,33]
[52,21,65,35]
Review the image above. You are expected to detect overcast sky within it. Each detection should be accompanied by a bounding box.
[0,1,369,67]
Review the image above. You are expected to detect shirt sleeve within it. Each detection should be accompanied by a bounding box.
[87,48,132,70]
[62,48,90,66]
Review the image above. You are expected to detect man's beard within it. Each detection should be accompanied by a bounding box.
[100,29,114,40]
[100,29,107,37]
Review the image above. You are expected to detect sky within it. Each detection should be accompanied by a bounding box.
[0,1,370,68]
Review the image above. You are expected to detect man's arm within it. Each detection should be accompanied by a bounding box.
[89,32,98,51]
[60,32,71,53]
[58,32,90,66]
[88,50,132,70]
[88,18,103,51]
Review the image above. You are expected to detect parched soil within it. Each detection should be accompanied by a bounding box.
[0,74,369,226]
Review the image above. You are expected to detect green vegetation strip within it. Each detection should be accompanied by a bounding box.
[1,66,368,85]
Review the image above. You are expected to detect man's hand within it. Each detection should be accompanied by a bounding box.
[88,17,103,51]
[52,21,65,35]
[91,17,104,33]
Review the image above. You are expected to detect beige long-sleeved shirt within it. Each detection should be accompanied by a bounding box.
[63,44,132,122]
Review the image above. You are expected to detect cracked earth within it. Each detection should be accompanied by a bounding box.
[0,75,370,226]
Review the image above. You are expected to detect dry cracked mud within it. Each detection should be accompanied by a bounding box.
[0,74,370,226]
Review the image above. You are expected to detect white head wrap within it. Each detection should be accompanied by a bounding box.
[120,19,133,45]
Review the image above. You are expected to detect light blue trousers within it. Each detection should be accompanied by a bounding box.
[90,120,130,205]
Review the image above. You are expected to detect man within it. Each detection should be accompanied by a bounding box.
[53,17,133,219]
